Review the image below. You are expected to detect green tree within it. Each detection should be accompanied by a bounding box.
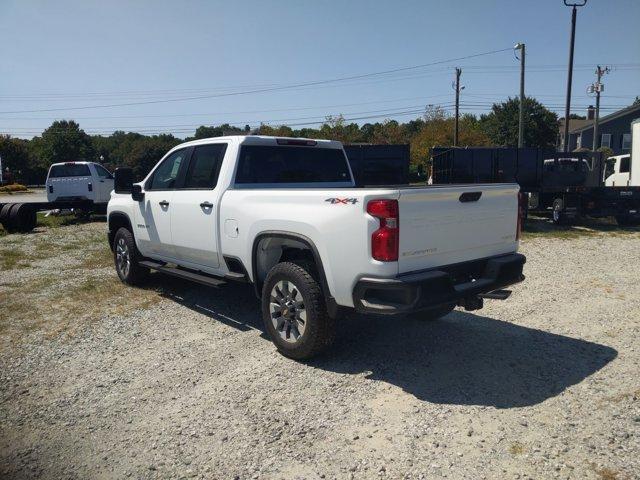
[30,120,96,175]
[479,97,558,147]
[0,135,36,184]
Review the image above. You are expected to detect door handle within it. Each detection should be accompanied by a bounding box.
[200,202,214,208]
[159,200,170,207]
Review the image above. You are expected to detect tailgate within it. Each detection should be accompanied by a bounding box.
[49,177,91,197]
[398,184,519,274]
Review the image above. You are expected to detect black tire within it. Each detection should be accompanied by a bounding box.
[552,198,565,225]
[261,262,335,360]
[15,204,37,233]
[0,204,14,230]
[113,227,149,285]
[405,303,455,321]
[6,203,23,232]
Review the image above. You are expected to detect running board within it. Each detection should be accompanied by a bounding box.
[478,289,512,300]
[139,260,226,287]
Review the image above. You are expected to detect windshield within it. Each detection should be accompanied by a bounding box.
[604,159,616,180]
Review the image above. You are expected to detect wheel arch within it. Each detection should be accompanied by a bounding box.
[107,211,134,251]
[251,231,339,317]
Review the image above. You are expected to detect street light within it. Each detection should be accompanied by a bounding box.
[562,0,587,152]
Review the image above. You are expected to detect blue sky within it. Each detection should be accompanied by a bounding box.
[1,0,638,138]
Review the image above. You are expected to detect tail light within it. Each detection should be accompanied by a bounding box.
[367,199,399,261]
[516,192,527,240]
[88,182,93,192]
[48,185,53,194]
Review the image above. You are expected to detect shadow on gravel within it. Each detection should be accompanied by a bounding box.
[150,275,617,409]
[151,276,266,334]
[311,311,618,409]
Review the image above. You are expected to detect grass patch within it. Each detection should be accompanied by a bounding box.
[0,248,31,269]
[0,220,160,347]
[0,269,158,345]
[508,442,525,455]
[37,212,81,229]
[79,243,114,269]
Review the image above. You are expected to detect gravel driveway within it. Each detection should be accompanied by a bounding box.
[1,220,639,479]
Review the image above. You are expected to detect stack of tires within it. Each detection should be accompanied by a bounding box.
[0,203,37,233]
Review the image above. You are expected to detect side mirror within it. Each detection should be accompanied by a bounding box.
[131,184,144,202]
[114,167,134,194]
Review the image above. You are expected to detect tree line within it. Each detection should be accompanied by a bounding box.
[1,97,560,184]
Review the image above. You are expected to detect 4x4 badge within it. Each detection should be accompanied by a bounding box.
[325,198,358,205]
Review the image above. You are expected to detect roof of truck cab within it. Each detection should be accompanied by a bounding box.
[49,161,95,166]
[174,135,344,150]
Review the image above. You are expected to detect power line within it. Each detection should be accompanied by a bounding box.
[0,48,514,115]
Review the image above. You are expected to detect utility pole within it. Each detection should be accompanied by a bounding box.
[453,67,462,147]
[515,43,526,148]
[562,0,587,152]
[589,65,609,150]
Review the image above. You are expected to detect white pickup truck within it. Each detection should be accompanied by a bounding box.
[46,161,114,210]
[108,136,526,359]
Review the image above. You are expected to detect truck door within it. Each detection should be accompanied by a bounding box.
[133,148,189,259]
[92,163,114,203]
[169,143,227,269]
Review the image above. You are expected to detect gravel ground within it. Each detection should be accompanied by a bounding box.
[1,220,639,479]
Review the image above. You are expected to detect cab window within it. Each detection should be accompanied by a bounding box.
[620,156,630,173]
[94,164,113,179]
[147,149,188,190]
[182,144,227,189]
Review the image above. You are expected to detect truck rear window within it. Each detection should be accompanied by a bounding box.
[49,164,91,177]
[235,146,351,185]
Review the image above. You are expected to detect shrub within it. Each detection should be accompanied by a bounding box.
[0,183,29,193]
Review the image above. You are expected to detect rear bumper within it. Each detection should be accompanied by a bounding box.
[353,253,526,315]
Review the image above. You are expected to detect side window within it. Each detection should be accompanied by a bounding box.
[147,149,188,190]
[182,144,227,189]
[235,146,351,185]
[95,164,113,179]
[620,157,631,173]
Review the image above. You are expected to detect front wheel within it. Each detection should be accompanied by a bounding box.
[113,227,149,285]
[261,262,335,360]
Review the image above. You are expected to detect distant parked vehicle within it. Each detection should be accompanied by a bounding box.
[604,154,631,187]
[432,144,640,226]
[46,162,114,209]
[0,162,114,233]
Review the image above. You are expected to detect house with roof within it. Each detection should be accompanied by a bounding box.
[558,103,640,154]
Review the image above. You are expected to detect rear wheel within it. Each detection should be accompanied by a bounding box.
[113,227,149,285]
[405,303,455,321]
[261,262,335,360]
